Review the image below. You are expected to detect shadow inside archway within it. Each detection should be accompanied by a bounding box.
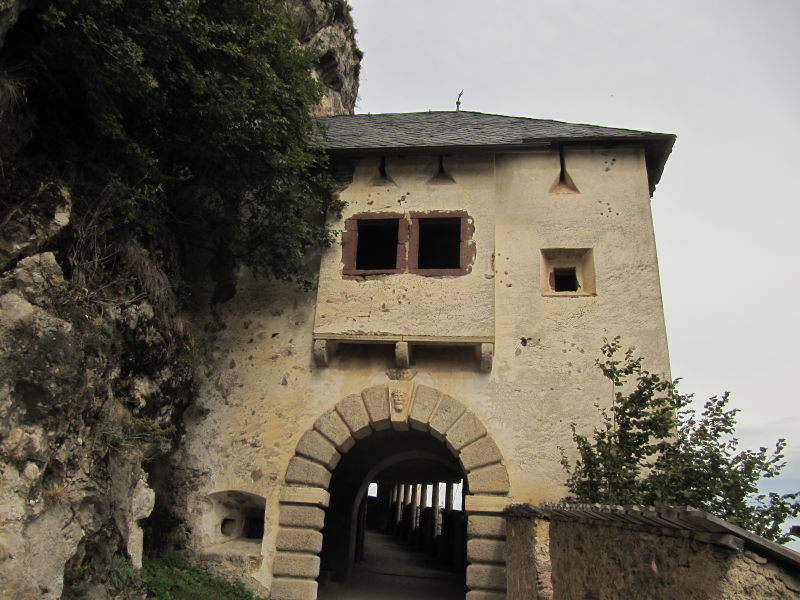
[317,430,467,599]
[318,529,464,600]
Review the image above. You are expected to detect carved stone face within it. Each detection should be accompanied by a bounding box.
[391,390,406,412]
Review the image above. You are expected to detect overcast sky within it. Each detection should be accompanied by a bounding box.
[347,0,800,541]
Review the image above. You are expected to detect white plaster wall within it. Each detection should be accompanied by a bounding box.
[178,144,670,591]
[314,154,495,338]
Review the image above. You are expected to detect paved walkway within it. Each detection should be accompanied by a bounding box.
[317,530,465,600]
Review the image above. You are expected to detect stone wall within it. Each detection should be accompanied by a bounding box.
[504,505,800,600]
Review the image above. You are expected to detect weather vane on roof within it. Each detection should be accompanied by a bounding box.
[456,90,464,111]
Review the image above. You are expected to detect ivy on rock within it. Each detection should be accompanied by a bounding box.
[3,0,340,289]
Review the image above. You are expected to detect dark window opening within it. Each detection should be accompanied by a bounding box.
[244,515,264,539]
[356,219,399,270]
[220,518,236,536]
[417,218,461,269]
[553,267,579,292]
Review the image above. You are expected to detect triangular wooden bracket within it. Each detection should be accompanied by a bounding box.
[427,155,456,185]
[549,148,579,194]
[370,156,397,187]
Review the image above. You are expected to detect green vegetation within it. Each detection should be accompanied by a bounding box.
[2,0,340,290]
[67,555,266,599]
[140,556,265,600]
[561,338,800,543]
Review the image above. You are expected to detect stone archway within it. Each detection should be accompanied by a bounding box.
[271,383,511,600]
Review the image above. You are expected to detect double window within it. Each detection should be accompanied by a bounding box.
[342,212,473,276]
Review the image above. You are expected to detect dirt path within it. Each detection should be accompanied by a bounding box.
[317,530,465,600]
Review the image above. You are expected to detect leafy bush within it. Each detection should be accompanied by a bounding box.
[561,338,800,543]
[141,556,265,600]
[3,0,340,288]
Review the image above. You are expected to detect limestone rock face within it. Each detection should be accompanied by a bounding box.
[0,0,360,595]
[288,0,361,115]
[0,183,71,272]
[0,252,194,598]
[0,0,28,47]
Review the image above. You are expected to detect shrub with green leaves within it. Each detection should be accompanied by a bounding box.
[140,556,265,599]
[3,0,340,288]
[561,337,800,543]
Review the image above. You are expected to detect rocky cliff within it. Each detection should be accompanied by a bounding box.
[0,1,359,598]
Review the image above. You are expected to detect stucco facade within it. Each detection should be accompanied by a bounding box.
[177,112,675,599]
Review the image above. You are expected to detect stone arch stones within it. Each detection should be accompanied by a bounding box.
[271,382,511,600]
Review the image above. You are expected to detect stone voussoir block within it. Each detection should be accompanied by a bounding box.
[295,429,341,470]
[279,504,326,530]
[335,393,372,439]
[272,552,321,578]
[428,394,466,441]
[468,462,510,495]
[445,411,487,452]
[362,385,390,430]
[467,538,506,564]
[467,564,507,591]
[279,486,329,508]
[468,515,507,539]
[460,436,504,472]
[408,385,441,431]
[270,577,317,600]
[275,527,323,553]
[313,410,354,453]
[285,456,331,489]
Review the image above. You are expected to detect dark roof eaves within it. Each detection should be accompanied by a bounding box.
[323,134,673,155]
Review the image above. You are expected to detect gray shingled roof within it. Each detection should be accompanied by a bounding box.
[315,111,675,193]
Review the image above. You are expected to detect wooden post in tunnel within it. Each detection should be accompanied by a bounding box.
[409,484,420,543]
[394,483,404,532]
[356,495,367,561]
[400,483,412,538]
[376,482,392,532]
[431,482,441,556]
[441,482,455,562]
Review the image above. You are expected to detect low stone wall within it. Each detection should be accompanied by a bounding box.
[504,504,800,600]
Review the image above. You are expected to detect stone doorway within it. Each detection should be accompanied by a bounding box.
[317,429,467,597]
[271,383,510,600]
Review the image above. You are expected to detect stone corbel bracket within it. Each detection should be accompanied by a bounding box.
[312,339,336,367]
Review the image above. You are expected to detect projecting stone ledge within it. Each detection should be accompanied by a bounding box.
[312,334,494,371]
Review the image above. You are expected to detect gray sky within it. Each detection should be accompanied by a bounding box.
[347,0,800,541]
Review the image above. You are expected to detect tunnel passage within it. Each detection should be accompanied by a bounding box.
[271,383,511,600]
[319,429,467,585]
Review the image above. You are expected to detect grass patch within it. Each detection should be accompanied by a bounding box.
[140,556,265,600]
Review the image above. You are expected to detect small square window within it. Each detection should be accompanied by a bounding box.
[417,218,461,269]
[541,248,595,296]
[553,267,579,292]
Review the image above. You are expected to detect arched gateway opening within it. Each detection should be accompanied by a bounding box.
[271,383,510,600]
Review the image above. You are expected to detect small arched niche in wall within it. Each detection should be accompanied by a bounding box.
[201,490,266,552]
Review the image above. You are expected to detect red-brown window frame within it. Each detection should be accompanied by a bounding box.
[408,211,474,276]
[342,212,409,276]
[342,211,475,277]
